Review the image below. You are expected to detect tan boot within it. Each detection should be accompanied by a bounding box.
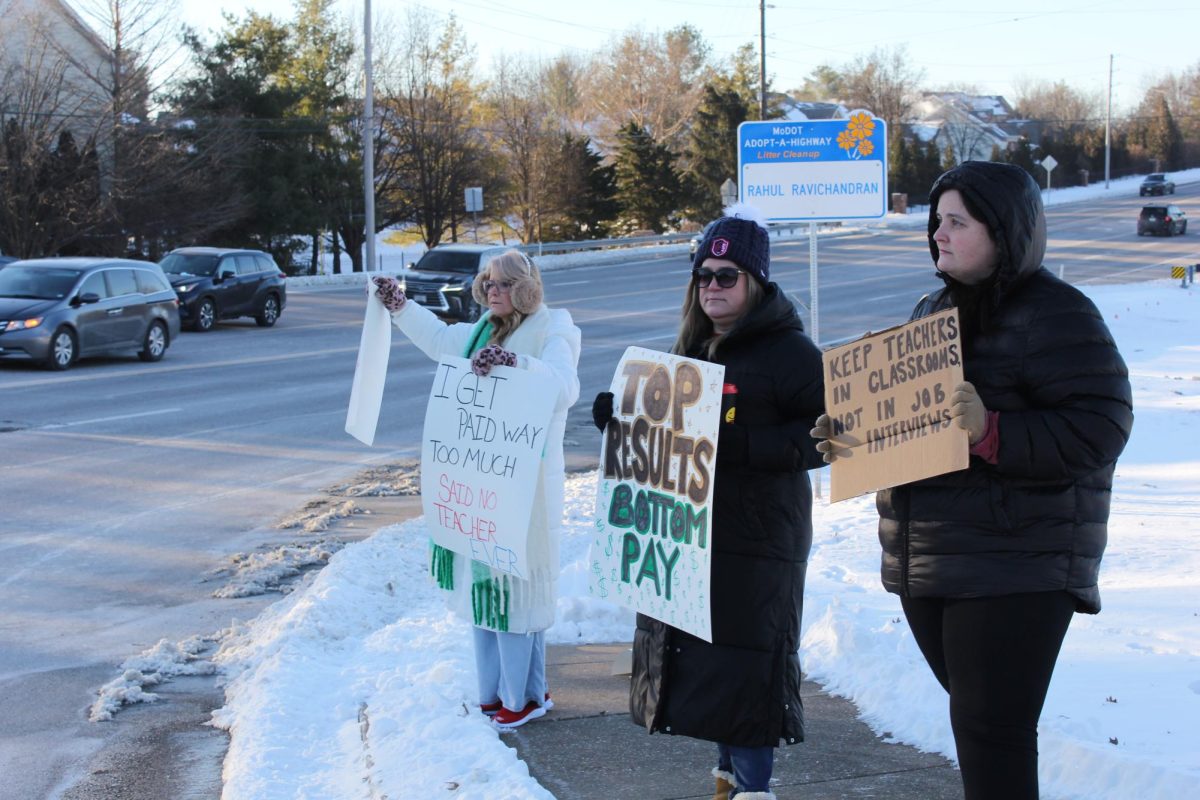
[712,768,736,800]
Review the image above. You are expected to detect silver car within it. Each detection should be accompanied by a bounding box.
[0,258,182,370]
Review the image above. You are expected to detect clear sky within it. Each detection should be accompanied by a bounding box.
[176,0,1200,115]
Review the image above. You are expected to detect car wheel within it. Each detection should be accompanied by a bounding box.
[255,294,280,327]
[193,297,216,331]
[465,297,482,322]
[1181,221,1188,235]
[138,321,168,362]
[45,326,77,370]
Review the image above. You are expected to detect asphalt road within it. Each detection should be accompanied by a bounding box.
[1,185,1195,799]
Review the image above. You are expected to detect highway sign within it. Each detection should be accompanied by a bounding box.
[738,111,888,222]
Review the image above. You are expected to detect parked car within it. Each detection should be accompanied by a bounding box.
[401,244,510,322]
[1137,204,1187,236]
[1139,173,1175,196]
[0,258,181,370]
[689,221,716,259]
[159,247,287,331]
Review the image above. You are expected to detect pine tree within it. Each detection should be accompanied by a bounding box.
[684,83,749,221]
[612,122,680,234]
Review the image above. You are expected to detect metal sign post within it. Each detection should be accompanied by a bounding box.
[1041,154,1058,191]
[464,186,483,243]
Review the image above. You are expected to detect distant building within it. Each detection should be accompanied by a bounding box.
[0,0,115,157]
[906,92,1020,163]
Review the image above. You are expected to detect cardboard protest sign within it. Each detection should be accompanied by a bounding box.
[589,347,725,642]
[823,307,968,502]
[420,357,556,578]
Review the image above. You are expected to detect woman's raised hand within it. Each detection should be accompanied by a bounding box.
[372,275,407,313]
[471,343,517,376]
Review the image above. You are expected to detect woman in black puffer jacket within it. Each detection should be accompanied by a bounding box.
[820,161,1133,800]
[594,204,825,800]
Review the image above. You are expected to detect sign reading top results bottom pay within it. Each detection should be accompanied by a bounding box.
[738,112,888,222]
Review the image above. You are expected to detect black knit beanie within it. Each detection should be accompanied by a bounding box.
[693,203,771,286]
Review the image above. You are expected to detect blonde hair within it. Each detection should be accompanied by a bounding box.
[671,271,764,359]
[471,250,544,345]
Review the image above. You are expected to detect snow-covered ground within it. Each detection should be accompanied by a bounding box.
[192,275,1200,800]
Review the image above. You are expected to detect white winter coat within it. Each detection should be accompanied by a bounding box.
[391,300,581,632]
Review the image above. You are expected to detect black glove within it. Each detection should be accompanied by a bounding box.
[716,422,748,465]
[591,391,614,431]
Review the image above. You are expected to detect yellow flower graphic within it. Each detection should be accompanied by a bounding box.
[848,112,875,140]
[840,113,877,159]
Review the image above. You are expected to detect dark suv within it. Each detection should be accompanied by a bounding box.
[1137,204,1187,236]
[159,247,287,331]
[402,244,509,322]
[1139,173,1175,196]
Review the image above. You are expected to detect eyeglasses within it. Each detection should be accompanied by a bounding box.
[482,279,514,294]
[693,267,742,289]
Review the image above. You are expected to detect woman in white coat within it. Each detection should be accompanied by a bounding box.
[372,250,580,730]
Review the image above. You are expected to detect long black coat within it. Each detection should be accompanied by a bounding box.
[876,161,1134,614]
[629,285,826,747]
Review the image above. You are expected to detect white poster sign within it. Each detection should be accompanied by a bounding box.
[421,357,555,578]
[589,347,725,642]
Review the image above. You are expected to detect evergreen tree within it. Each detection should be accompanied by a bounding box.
[612,121,680,234]
[1144,93,1183,170]
[684,82,749,221]
[888,133,915,209]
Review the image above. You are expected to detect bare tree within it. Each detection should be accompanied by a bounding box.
[482,55,559,243]
[1014,79,1101,125]
[382,9,485,247]
[582,25,712,153]
[0,46,106,257]
[840,45,925,131]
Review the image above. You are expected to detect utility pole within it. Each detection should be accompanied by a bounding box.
[759,1,767,119]
[1105,54,1112,189]
[363,0,376,272]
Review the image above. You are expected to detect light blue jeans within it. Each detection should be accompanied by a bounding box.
[472,626,547,711]
[717,743,774,795]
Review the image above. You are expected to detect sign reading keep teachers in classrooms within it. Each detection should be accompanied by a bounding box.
[823,308,969,502]
[421,357,555,578]
[589,347,725,642]
[738,111,888,221]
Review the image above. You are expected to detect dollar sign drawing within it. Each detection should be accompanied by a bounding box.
[604,534,614,557]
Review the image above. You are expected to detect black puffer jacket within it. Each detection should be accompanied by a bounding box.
[876,161,1133,614]
[629,284,825,747]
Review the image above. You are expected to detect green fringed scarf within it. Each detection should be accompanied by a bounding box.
[429,313,513,631]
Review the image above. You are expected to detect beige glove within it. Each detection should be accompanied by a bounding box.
[951,381,988,444]
[809,413,848,463]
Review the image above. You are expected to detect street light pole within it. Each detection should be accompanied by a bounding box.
[1105,54,1112,189]
[759,1,767,119]
[363,0,376,273]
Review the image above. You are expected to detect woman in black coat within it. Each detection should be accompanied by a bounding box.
[594,205,825,800]
[815,161,1133,800]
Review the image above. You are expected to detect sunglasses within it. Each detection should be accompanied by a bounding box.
[693,267,743,289]
[482,279,514,294]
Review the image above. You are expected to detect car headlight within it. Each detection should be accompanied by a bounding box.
[441,284,462,292]
[176,283,197,293]
[4,317,43,332]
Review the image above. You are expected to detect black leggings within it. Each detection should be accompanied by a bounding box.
[901,591,1076,800]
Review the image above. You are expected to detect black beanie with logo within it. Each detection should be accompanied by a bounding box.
[693,203,771,286]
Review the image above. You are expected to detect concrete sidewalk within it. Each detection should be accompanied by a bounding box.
[504,643,964,800]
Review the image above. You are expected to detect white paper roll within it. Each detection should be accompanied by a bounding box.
[345,280,392,446]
